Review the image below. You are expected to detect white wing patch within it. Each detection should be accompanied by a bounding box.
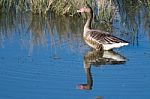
[103,43,129,50]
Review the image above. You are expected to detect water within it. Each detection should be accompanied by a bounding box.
[0,6,150,99]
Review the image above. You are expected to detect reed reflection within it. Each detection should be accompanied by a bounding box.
[113,0,150,44]
[77,50,126,90]
[0,12,84,55]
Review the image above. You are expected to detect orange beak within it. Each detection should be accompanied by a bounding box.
[77,8,84,13]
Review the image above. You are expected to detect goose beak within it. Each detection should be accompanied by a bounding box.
[77,8,84,13]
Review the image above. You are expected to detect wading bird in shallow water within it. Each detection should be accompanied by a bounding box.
[77,3,129,50]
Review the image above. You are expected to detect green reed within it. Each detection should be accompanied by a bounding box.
[0,0,115,18]
[0,0,82,15]
[0,0,149,15]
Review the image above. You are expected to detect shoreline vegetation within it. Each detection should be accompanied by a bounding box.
[0,0,149,25]
[0,0,149,30]
[0,0,149,15]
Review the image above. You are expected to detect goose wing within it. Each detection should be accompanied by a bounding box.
[87,30,129,44]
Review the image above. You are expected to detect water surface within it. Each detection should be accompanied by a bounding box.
[0,5,150,99]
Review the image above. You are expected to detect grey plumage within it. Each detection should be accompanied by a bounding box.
[77,3,129,50]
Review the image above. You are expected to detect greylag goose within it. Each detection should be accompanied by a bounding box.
[77,3,129,50]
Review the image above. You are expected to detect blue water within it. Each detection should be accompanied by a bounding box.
[0,7,150,99]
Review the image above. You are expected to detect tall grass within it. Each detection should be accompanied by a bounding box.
[0,0,116,18]
[0,0,149,15]
[0,0,83,15]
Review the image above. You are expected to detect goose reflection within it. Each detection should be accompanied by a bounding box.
[77,50,126,90]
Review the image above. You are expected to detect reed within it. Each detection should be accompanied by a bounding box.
[0,0,82,15]
[0,0,149,16]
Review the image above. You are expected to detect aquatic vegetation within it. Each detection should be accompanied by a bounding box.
[0,0,149,26]
[0,0,82,15]
[0,0,149,15]
[113,0,150,44]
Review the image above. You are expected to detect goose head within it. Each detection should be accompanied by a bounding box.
[77,3,93,14]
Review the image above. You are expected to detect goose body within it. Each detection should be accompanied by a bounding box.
[84,29,129,50]
[77,3,129,50]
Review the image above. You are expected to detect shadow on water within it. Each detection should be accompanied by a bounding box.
[77,50,126,90]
